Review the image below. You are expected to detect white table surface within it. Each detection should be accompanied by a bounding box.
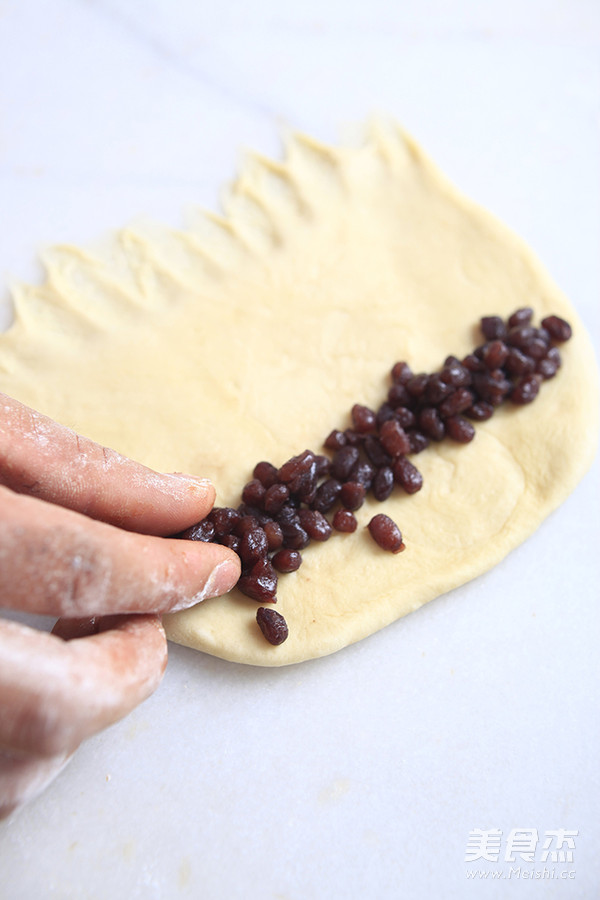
[0,2,599,898]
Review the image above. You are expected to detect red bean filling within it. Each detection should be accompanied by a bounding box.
[176,309,572,645]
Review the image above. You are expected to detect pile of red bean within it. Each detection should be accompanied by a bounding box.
[177,308,572,646]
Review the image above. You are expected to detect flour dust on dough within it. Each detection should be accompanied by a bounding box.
[0,122,597,665]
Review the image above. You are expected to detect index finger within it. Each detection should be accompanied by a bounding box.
[0,486,240,617]
[0,393,215,536]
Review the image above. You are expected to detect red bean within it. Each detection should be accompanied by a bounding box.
[340,481,366,510]
[526,338,549,361]
[380,419,411,457]
[219,534,240,553]
[256,607,288,644]
[462,353,486,373]
[445,415,475,443]
[368,514,404,553]
[332,446,360,480]
[344,429,363,447]
[314,454,331,478]
[350,460,376,489]
[351,403,377,433]
[272,549,302,573]
[263,483,290,515]
[238,559,278,602]
[536,356,559,379]
[465,401,494,421]
[253,461,279,488]
[391,361,413,384]
[312,478,342,512]
[425,374,453,404]
[408,431,429,453]
[481,340,508,370]
[440,361,471,387]
[394,407,416,429]
[332,509,357,533]
[392,456,423,494]
[511,374,542,404]
[242,478,266,508]
[297,509,333,541]
[481,315,507,340]
[209,507,241,537]
[506,325,537,351]
[263,520,283,551]
[541,315,572,342]
[324,429,347,450]
[508,307,533,328]
[280,521,310,550]
[375,403,396,429]
[278,449,314,482]
[179,519,215,542]
[504,347,535,376]
[372,466,394,501]
[387,382,411,406]
[364,435,392,468]
[406,373,429,399]
[438,387,474,418]
[472,372,511,406]
[234,515,261,537]
[419,408,445,441]
[239,527,268,566]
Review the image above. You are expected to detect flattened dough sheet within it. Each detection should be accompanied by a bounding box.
[0,122,597,665]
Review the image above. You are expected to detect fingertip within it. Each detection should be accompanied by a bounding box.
[168,473,215,503]
[168,546,241,612]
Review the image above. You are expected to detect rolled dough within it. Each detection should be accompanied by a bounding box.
[0,122,597,665]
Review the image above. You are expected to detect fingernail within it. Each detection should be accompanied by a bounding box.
[169,558,241,612]
[169,473,213,491]
[194,558,241,603]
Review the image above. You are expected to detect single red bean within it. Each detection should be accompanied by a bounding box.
[372,466,394,501]
[391,361,413,384]
[241,478,266,508]
[238,559,278,602]
[481,316,507,340]
[351,403,377,433]
[508,307,533,328]
[272,549,302,573]
[239,527,269,566]
[332,509,358,533]
[256,607,288,644]
[511,374,542,404]
[263,520,284,551]
[340,481,366,510]
[541,315,572,342]
[178,519,214,542]
[379,419,411,457]
[263,483,290,515]
[331,446,360,480]
[368,514,404,553]
[481,340,508,370]
[324,429,347,450]
[445,415,475,443]
[297,509,333,541]
[253,461,279,488]
[392,456,423,494]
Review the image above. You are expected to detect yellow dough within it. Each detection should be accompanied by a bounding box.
[0,122,597,665]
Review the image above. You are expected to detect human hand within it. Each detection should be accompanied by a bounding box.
[0,393,240,818]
